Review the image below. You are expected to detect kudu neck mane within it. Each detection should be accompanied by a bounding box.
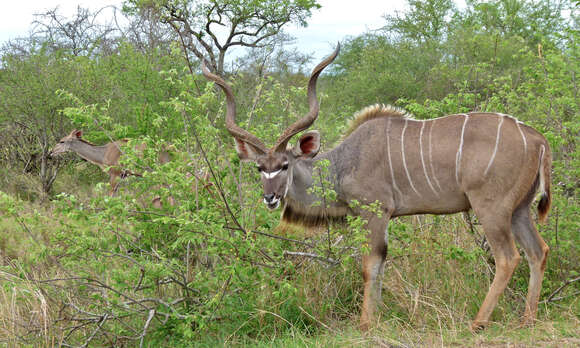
[342,104,412,139]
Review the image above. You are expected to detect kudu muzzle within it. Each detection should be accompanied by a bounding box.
[263,193,280,210]
[262,175,285,210]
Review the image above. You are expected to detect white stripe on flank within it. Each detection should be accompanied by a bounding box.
[516,122,527,154]
[484,116,505,175]
[455,114,469,184]
[401,119,420,196]
[428,120,442,191]
[386,118,402,198]
[501,113,527,154]
[419,122,438,195]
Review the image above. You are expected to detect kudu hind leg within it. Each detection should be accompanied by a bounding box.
[511,205,549,326]
[470,206,521,330]
[108,172,120,196]
[360,214,390,331]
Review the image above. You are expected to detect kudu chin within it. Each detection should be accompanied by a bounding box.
[202,44,552,331]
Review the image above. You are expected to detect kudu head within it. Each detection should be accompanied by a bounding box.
[50,129,85,157]
[202,45,340,210]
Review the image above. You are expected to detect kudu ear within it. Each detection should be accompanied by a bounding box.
[72,130,83,138]
[293,131,321,158]
[234,138,265,161]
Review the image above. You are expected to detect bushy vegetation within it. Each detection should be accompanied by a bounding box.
[1,0,578,346]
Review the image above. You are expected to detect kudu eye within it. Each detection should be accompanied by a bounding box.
[282,163,289,170]
[256,166,262,173]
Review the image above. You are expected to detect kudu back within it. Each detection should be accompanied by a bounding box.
[202,45,552,331]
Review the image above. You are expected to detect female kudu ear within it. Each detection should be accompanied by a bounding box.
[293,130,321,158]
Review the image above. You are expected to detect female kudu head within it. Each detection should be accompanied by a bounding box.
[201,45,340,210]
[50,129,85,157]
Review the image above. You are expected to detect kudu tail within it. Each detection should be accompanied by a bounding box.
[537,144,552,224]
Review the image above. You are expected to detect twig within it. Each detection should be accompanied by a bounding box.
[186,241,191,288]
[259,248,276,263]
[139,309,155,348]
[183,110,246,234]
[554,206,561,279]
[282,251,338,265]
[209,274,232,322]
[224,225,313,246]
[542,276,580,303]
[127,209,176,218]
[80,313,108,348]
[134,268,145,292]
[540,291,580,304]
[297,306,335,332]
[12,212,41,246]
[464,211,489,253]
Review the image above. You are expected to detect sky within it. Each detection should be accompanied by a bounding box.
[0,0,122,43]
[0,0,408,62]
[285,0,407,61]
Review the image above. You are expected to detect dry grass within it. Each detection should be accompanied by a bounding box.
[0,268,63,347]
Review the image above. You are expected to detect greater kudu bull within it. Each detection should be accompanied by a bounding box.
[202,45,552,331]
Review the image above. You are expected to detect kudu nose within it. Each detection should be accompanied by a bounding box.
[263,193,275,203]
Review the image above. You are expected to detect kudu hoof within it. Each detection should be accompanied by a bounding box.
[470,321,487,332]
[359,319,371,332]
[519,316,536,328]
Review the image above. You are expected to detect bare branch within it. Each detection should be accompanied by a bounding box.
[224,225,313,247]
[542,276,580,304]
[80,314,108,348]
[283,251,339,265]
[139,309,155,348]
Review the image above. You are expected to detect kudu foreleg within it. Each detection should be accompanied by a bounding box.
[360,213,391,331]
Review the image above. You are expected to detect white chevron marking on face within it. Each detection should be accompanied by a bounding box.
[262,169,282,179]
